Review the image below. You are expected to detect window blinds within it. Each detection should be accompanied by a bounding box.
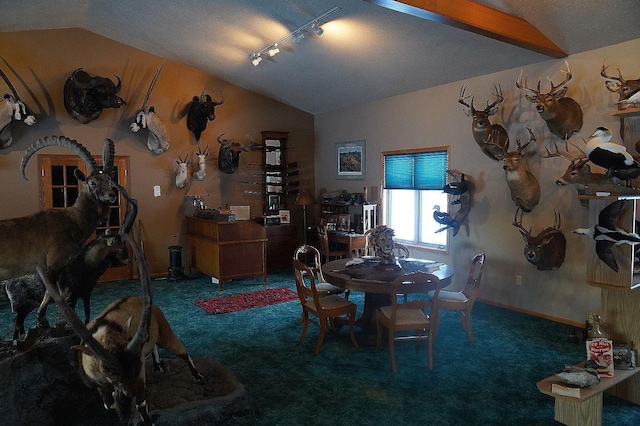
[383,150,448,190]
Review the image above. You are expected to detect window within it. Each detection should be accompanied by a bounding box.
[381,147,450,252]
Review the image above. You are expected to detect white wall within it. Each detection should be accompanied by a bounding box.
[314,38,640,324]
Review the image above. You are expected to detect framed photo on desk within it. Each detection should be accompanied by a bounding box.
[337,214,350,232]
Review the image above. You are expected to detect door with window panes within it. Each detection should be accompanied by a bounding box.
[38,154,133,281]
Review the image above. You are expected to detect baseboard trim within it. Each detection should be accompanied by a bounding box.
[477,297,584,328]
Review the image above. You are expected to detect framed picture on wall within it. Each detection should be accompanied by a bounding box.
[336,140,365,180]
[229,205,251,220]
[279,209,291,224]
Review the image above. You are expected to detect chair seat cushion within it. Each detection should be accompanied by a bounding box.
[438,290,468,302]
[305,295,355,312]
[315,282,345,296]
[379,306,429,327]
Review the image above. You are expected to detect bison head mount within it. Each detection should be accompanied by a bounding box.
[63,68,126,124]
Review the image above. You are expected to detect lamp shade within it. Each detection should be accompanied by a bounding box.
[186,180,209,197]
[295,189,315,206]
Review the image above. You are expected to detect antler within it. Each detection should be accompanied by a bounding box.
[541,139,587,162]
[516,70,539,96]
[601,60,626,84]
[547,60,572,96]
[458,85,475,111]
[516,128,536,154]
[512,208,531,238]
[486,83,504,110]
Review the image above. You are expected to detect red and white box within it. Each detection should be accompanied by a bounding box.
[587,338,614,377]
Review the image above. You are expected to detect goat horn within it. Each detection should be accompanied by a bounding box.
[125,231,153,354]
[36,265,123,376]
[21,135,99,181]
[114,183,138,235]
[101,138,115,177]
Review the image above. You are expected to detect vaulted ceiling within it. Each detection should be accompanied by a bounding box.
[2,0,640,115]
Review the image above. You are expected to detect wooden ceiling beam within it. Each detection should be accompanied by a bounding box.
[364,0,567,58]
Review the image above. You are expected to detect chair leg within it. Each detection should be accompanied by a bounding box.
[428,335,433,369]
[299,310,309,344]
[461,309,475,344]
[376,317,382,352]
[348,308,359,349]
[388,330,397,372]
[313,315,327,355]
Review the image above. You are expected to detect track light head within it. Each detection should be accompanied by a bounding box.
[292,31,305,44]
[268,44,280,57]
[314,26,324,36]
[250,53,262,66]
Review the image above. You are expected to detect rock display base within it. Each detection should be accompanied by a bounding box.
[0,326,257,426]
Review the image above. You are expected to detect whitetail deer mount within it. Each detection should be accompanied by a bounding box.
[516,61,583,141]
[503,128,540,212]
[458,84,509,161]
[513,208,566,271]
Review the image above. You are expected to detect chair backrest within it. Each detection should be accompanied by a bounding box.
[389,272,442,320]
[293,259,323,310]
[316,227,330,256]
[461,253,485,302]
[293,244,325,281]
[393,242,410,259]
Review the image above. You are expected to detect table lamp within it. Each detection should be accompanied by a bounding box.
[186,179,209,213]
[295,189,315,244]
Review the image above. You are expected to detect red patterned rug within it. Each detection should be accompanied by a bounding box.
[194,288,298,314]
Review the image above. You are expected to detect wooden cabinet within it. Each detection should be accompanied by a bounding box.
[265,223,298,270]
[186,217,267,290]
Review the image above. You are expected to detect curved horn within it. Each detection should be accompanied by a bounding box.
[114,183,138,235]
[69,68,103,90]
[124,231,153,354]
[36,265,123,376]
[101,138,115,177]
[212,88,224,106]
[217,133,229,145]
[113,75,122,94]
[21,135,99,181]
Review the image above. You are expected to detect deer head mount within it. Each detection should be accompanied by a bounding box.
[516,61,583,141]
[502,128,540,212]
[601,61,640,108]
[513,208,566,271]
[458,84,509,161]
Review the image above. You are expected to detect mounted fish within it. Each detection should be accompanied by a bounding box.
[513,208,566,271]
[130,61,169,154]
[183,89,224,141]
[458,84,509,160]
[0,58,36,148]
[516,61,583,141]
[63,68,126,124]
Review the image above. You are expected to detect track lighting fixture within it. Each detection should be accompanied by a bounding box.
[249,6,340,66]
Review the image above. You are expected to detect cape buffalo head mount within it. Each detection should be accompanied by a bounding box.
[63,68,126,124]
[217,133,253,174]
[184,89,224,141]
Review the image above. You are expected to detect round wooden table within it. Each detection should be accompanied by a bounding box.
[322,257,454,331]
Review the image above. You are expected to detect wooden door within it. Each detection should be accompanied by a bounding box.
[38,154,133,281]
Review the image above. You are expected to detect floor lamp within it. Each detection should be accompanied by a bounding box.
[295,189,315,245]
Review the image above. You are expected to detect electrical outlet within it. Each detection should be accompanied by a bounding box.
[153,185,161,197]
[515,275,522,286]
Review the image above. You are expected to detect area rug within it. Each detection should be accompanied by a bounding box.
[194,288,298,314]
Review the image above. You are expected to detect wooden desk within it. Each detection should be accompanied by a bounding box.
[322,257,454,330]
[537,363,640,426]
[186,217,267,290]
[329,231,366,257]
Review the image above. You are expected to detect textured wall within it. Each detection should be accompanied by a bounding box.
[0,28,315,276]
[314,38,640,324]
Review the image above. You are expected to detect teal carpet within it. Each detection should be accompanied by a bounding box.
[2,270,640,425]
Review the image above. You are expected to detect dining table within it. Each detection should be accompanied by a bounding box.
[321,256,454,332]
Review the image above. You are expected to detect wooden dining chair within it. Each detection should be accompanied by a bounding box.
[393,242,410,259]
[376,271,441,371]
[293,259,359,355]
[316,226,349,263]
[293,244,349,299]
[435,253,485,344]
